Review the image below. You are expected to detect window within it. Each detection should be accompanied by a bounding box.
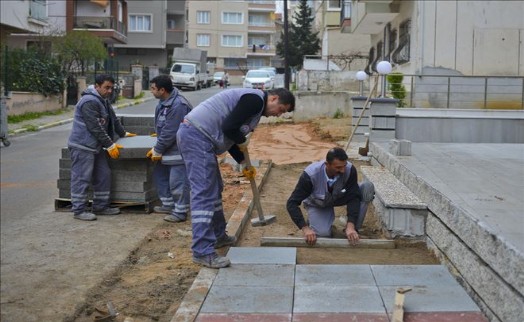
[248,36,269,46]
[247,58,266,69]
[197,34,210,47]
[224,58,244,69]
[167,19,176,29]
[222,35,243,47]
[129,15,152,32]
[392,19,411,64]
[328,0,341,10]
[222,12,243,24]
[197,11,210,24]
[248,14,270,26]
[388,28,397,60]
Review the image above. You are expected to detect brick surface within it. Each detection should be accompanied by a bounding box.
[292,313,389,322]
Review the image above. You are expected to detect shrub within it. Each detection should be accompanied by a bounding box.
[387,72,407,107]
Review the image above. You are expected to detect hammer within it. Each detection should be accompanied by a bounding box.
[241,135,276,227]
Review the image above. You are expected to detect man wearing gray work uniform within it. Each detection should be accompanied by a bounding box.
[68,74,136,221]
[177,88,295,268]
[287,147,375,245]
[147,75,192,223]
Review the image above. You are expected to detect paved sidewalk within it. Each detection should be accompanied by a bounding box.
[6,91,155,136]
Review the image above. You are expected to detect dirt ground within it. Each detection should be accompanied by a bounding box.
[71,118,438,322]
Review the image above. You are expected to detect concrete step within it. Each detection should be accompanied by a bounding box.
[360,165,428,237]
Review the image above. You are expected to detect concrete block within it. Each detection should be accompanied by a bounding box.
[120,126,155,136]
[227,247,296,265]
[115,136,157,159]
[370,98,398,116]
[118,114,155,126]
[426,214,524,322]
[61,147,70,159]
[388,139,412,156]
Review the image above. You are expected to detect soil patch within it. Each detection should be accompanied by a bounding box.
[71,117,438,322]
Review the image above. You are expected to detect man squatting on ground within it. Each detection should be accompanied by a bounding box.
[177,88,296,268]
[287,147,375,245]
[67,74,136,221]
[147,75,192,223]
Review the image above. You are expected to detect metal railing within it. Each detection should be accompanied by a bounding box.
[388,74,524,109]
[74,16,127,35]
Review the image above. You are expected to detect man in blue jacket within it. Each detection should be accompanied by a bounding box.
[287,147,375,245]
[68,74,136,221]
[147,75,192,223]
[177,87,295,268]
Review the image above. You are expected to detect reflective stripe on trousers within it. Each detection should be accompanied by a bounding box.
[153,162,190,219]
[69,147,111,214]
[177,122,226,257]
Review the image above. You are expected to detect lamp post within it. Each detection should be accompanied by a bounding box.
[356,71,367,96]
[376,60,392,97]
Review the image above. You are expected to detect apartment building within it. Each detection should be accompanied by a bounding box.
[187,0,277,74]
[2,0,128,51]
[114,0,186,70]
[347,0,524,76]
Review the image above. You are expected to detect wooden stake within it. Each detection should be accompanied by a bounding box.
[392,287,412,322]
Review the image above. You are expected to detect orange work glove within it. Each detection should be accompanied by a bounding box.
[150,133,157,137]
[107,143,124,159]
[125,132,137,137]
[242,165,256,180]
[146,148,162,161]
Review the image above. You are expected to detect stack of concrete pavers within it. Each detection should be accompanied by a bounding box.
[117,114,155,135]
[56,135,158,213]
[360,165,428,238]
[368,141,524,322]
[180,247,487,321]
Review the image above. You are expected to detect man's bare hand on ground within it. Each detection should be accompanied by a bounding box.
[345,222,360,245]
[302,226,317,245]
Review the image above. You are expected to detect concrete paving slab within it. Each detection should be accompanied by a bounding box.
[379,284,481,313]
[295,264,375,286]
[213,264,294,287]
[115,135,156,159]
[292,313,389,322]
[371,265,458,286]
[293,285,385,313]
[196,313,291,322]
[200,285,294,313]
[227,247,296,265]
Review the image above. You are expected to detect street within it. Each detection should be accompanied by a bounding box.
[0,86,219,321]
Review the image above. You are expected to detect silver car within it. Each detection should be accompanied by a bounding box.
[242,70,274,89]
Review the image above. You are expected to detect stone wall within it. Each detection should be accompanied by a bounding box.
[5,92,65,116]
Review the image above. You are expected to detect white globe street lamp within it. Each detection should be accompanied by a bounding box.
[377,61,392,97]
[356,71,367,96]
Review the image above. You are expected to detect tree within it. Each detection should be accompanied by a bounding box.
[54,30,107,75]
[276,0,320,70]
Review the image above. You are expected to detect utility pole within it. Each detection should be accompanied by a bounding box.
[284,0,290,90]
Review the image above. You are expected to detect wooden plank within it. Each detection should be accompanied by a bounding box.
[260,237,395,249]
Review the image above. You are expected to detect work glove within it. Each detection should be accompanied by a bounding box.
[107,143,124,159]
[146,148,162,161]
[125,132,137,137]
[150,133,157,137]
[241,165,256,180]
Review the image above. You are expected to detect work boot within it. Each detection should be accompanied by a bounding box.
[192,253,231,269]
[163,214,186,223]
[93,207,120,216]
[214,234,237,249]
[74,212,97,221]
[154,205,172,214]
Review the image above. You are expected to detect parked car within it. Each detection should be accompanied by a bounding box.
[213,71,224,85]
[243,70,274,89]
[258,66,277,74]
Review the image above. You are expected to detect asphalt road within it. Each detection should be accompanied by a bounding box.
[0,86,221,321]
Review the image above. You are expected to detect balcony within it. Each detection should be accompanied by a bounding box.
[248,0,275,12]
[247,44,276,56]
[167,29,184,46]
[350,0,398,34]
[73,16,127,44]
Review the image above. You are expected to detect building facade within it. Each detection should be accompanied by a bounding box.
[187,0,277,74]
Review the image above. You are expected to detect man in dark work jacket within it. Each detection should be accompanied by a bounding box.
[287,147,375,245]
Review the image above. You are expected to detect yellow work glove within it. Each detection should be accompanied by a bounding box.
[125,132,137,137]
[150,133,157,137]
[242,165,256,180]
[146,148,162,161]
[107,143,124,159]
